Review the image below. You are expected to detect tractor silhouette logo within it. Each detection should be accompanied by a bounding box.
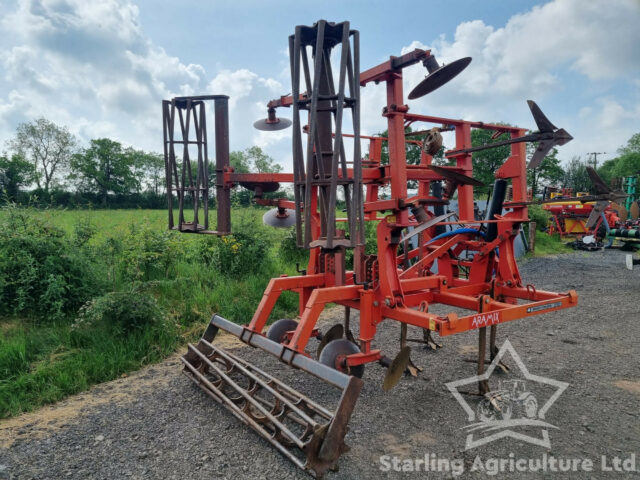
[446,339,569,449]
[476,379,538,422]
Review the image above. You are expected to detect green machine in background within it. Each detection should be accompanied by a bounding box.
[623,176,637,213]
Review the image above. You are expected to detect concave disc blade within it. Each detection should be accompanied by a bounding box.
[253,117,292,131]
[408,57,472,100]
[263,208,296,228]
[611,202,629,222]
[239,181,280,193]
[383,347,411,392]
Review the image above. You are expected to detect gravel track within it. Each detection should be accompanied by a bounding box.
[1,250,639,479]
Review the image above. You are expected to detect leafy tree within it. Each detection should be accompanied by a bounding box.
[0,154,35,200]
[562,156,591,193]
[612,152,640,177]
[598,153,640,185]
[69,139,141,205]
[208,147,282,206]
[596,133,640,185]
[9,118,77,192]
[618,132,640,156]
[526,142,564,196]
[376,127,426,166]
[597,158,618,186]
[143,153,165,195]
[229,150,251,173]
[245,146,282,174]
[127,150,164,195]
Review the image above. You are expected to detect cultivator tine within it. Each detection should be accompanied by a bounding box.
[182,315,363,477]
[400,323,422,377]
[342,306,357,345]
[403,303,442,352]
[381,323,423,390]
[423,329,443,350]
[429,165,485,187]
[477,327,489,395]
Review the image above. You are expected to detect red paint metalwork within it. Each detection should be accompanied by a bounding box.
[211,49,577,368]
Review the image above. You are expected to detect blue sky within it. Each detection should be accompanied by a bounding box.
[1,0,639,171]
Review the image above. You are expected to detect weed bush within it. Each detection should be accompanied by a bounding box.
[74,290,168,335]
[527,204,550,232]
[72,215,98,247]
[278,229,307,266]
[115,222,183,282]
[0,205,102,321]
[198,218,273,278]
[212,232,271,277]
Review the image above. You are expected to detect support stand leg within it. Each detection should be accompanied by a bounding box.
[423,329,443,351]
[400,324,422,377]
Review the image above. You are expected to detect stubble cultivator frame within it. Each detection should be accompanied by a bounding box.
[164,20,578,478]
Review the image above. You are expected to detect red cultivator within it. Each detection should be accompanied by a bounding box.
[164,20,578,477]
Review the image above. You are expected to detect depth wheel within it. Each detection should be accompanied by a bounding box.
[319,339,365,378]
[266,318,298,344]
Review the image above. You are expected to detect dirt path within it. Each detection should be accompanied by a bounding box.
[1,250,639,479]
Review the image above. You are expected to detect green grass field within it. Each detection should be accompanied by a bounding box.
[0,206,567,419]
[0,207,303,418]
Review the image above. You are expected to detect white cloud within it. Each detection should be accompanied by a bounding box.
[366,0,640,163]
[0,0,284,160]
[1,0,638,172]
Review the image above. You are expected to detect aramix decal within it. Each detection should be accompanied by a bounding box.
[471,311,501,328]
[526,301,562,314]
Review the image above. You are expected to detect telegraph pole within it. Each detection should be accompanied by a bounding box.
[587,152,606,169]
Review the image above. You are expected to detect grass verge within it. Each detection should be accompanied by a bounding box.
[0,207,300,418]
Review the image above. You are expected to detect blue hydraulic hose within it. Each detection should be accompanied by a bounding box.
[426,227,485,245]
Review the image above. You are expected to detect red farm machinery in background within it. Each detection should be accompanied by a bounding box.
[542,189,619,238]
[540,171,628,247]
[162,21,578,477]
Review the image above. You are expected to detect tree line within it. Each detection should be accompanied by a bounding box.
[0,118,281,208]
[470,128,640,196]
[394,126,639,197]
[2,118,638,208]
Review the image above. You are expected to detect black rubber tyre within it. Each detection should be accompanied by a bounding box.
[266,318,298,344]
[319,339,365,378]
